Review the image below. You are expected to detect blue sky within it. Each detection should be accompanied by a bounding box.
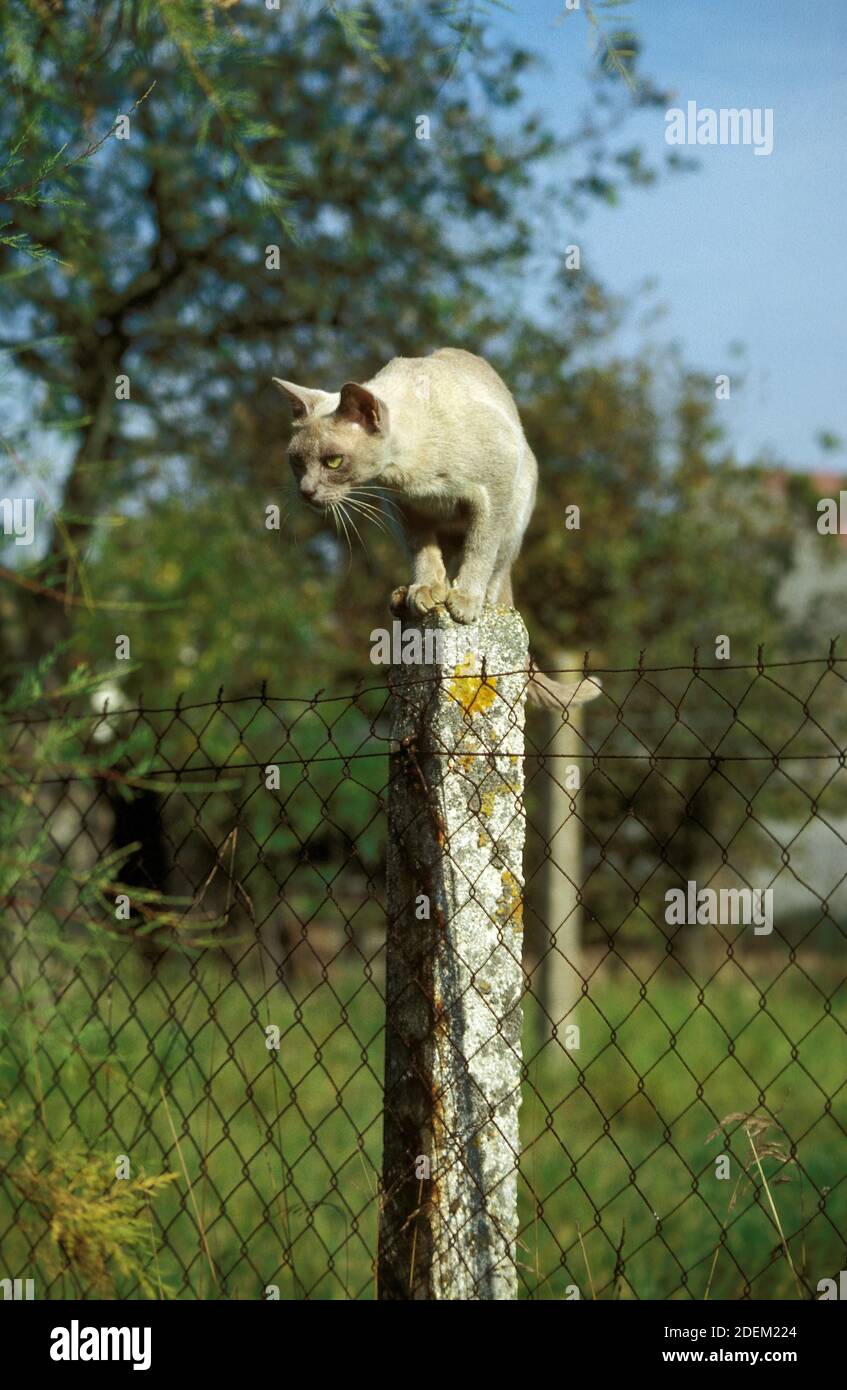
[489,0,847,469]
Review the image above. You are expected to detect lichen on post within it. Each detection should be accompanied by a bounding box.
[378,604,529,1300]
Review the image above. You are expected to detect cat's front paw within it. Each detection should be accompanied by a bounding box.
[446,588,483,624]
[389,586,409,615]
[407,580,450,616]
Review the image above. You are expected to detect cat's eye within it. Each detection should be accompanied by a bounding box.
[323,454,344,470]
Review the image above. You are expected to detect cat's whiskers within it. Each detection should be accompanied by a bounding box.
[277,484,305,548]
[330,501,355,568]
[336,498,370,557]
[346,510,388,539]
[344,496,390,534]
[351,485,404,515]
[347,488,404,531]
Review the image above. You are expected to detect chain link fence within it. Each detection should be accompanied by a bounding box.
[1,650,845,1299]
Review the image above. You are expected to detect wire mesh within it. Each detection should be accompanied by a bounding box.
[1,653,845,1299]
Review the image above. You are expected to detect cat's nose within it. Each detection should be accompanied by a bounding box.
[300,481,317,501]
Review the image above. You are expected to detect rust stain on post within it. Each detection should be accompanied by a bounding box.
[378,606,529,1300]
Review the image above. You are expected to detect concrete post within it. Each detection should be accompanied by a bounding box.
[378,605,529,1300]
[541,654,586,1037]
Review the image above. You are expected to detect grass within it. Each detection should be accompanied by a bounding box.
[0,934,844,1300]
[518,947,845,1300]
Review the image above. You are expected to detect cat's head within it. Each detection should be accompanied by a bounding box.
[274,378,390,512]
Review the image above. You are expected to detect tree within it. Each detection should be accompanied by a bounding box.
[0,0,676,672]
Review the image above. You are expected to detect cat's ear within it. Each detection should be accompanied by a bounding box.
[336,382,389,435]
[272,378,335,421]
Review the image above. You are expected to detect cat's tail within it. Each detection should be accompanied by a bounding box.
[494,575,602,710]
[526,659,602,711]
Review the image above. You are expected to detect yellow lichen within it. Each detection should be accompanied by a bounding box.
[497,869,524,930]
[448,655,499,717]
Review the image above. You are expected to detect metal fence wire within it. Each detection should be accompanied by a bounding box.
[1,650,846,1300]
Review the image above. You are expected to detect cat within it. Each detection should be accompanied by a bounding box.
[275,347,599,708]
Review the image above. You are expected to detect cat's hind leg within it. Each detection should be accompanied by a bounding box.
[487,569,514,606]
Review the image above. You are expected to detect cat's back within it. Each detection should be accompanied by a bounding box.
[370,348,522,424]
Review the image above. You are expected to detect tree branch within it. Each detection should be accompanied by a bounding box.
[0,83,157,204]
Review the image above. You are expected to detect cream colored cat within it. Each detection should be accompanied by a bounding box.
[275,347,599,707]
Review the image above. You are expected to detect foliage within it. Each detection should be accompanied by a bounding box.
[0,0,677,668]
[0,1103,177,1297]
[0,652,232,960]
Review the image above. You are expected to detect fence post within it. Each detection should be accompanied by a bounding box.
[378,605,529,1300]
[541,652,585,1037]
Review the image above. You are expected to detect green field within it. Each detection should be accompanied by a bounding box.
[1,932,843,1301]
